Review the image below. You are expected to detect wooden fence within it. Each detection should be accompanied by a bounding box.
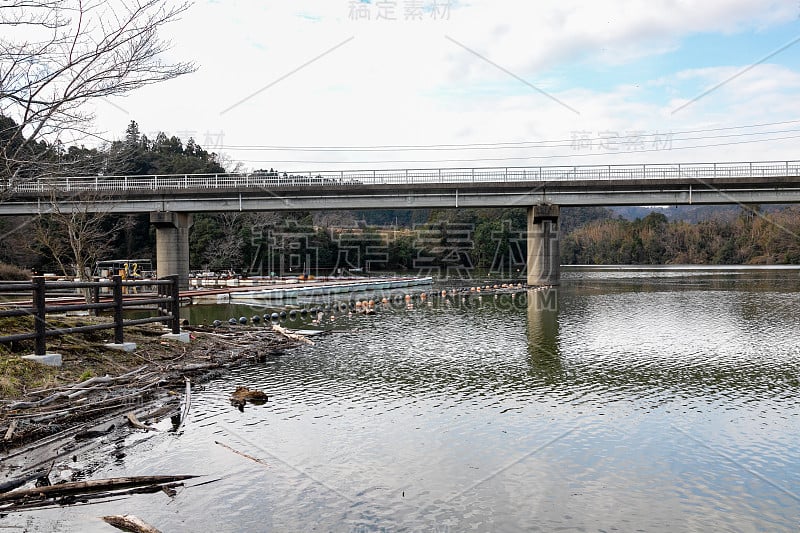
[0,275,180,355]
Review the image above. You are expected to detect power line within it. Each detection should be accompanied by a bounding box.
[217,118,800,152]
[230,133,800,166]
[221,126,800,155]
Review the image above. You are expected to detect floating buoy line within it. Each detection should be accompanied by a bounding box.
[203,282,553,330]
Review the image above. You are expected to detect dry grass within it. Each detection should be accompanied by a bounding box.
[0,263,31,281]
[0,315,192,401]
[0,356,59,397]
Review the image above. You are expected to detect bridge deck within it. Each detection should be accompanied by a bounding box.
[3,160,800,213]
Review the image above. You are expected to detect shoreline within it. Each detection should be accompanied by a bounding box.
[0,320,301,488]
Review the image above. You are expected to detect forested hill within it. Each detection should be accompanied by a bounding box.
[562,209,800,265]
[0,120,226,274]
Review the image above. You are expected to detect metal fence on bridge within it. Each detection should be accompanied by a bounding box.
[8,160,800,194]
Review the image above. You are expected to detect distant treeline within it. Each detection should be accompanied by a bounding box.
[3,120,800,275]
[562,208,800,265]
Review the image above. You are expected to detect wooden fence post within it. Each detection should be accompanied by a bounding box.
[33,276,47,356]
[112,275,124,344]
[169,275,180,334]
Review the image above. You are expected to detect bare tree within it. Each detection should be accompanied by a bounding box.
[30,189,128,287]
[0,0,196,192]
[312,210,357,229]
[202,213,244,272]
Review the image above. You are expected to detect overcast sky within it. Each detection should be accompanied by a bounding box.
[92,0,800,171]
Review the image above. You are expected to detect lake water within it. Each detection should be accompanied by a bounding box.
[14,267,800,532]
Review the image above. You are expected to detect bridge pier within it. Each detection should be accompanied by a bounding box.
[527,205,560,286]
[150,212,193,289]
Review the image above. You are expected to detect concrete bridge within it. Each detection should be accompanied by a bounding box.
[3,160,800,288]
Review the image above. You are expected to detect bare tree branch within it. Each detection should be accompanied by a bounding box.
[30,187,127,290]
[0,0,196,193]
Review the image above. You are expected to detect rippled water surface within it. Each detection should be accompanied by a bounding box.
[21,267,800,531]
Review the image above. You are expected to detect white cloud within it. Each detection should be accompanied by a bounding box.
[91,0,800,171]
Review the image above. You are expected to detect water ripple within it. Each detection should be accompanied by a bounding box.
[16,268,798,532]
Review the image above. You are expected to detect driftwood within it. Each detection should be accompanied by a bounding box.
[0,467,50,494]
[165,362,220,372]
[4,419,17,441]
[5,482,189,513]
[102,514,162,533]
[0,475,198,503]
[175,377,191,431]
[75,423,115,440]
[8,367,148,410]
[215,440,270,468]
[272,324,314,345]
[0,328,299,457]
[126,412,156,431]
[135,401,180,423]
[10,381,162,423]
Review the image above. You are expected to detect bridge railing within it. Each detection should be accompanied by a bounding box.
[8,160,800,193]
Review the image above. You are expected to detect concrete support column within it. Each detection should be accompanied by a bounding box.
[150,212,193,289]
[527,204,560,286]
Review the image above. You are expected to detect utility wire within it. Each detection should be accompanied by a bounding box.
[230,132,800,165]
[221,126,800,153]
[217,118,800,152]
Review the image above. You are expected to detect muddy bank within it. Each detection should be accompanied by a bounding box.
[0,318,301,489]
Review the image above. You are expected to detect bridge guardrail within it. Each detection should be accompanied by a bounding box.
[7,160,800,194]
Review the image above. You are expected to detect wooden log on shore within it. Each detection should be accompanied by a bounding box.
[4,482,186,512]
[0,475,198,503]
[8,367,148,410]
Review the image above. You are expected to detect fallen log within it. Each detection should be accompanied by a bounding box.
[272,324,313,345]
[164,362,220,372]
[4,482,186,512]
[102,514,162,533]
[8,367,149,410]
[0,475,198,503]
[135,402,180,423]
[15,380,163,423]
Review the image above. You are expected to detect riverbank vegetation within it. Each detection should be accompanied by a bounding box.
[562,208,800,265]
